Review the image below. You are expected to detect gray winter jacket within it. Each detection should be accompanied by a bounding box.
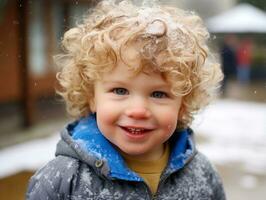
[26,115,226,200]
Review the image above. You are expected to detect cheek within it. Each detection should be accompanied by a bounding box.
[162,114,178,133]
[96,107,113,138]
[158,107,180,132]
[95,103,118,127]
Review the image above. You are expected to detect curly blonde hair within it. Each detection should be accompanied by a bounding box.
[56,0,223,129]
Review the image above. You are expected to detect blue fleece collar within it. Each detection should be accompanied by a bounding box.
[71,115,193,181]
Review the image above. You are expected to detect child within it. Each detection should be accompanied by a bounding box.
[27,0,226,199]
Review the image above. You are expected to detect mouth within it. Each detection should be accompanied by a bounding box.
[120,126,152,135]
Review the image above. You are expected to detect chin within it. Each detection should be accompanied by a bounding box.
[121,148,147,156]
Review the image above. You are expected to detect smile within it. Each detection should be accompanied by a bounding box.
[124,127,147,134]
[120,126,152,135]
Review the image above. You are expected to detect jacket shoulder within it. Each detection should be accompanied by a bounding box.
[26,156,80,200]
[188,152,226,199]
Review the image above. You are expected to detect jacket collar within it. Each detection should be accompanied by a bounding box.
[59,115,196,181]
[71,115,141,181]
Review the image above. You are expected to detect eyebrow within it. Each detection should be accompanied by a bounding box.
[101,80,128,85]
[102,80,170,89]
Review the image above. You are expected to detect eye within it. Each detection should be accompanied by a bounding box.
[112,88,129,95]
[151,91,167,98]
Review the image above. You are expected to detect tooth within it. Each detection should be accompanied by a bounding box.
[127,127,146,134]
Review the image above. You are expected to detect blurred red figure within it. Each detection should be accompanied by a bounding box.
[236,38,253,84]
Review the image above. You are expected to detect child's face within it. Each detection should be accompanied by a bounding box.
[92,62,182,161]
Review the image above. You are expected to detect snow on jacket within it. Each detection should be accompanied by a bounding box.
[26,115,226,200]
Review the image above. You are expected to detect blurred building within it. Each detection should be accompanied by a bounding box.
[166,0,237,19]
[0,0,98,127]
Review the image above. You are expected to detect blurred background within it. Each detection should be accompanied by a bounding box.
[0,0,265,199]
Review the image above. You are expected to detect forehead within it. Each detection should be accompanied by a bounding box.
[101,60,168,84]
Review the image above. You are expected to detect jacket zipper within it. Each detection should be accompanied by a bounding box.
[139,181,154,199]
[152,151,198,199]
[151,168,170,200]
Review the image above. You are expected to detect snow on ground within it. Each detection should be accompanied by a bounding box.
[0,134,59,178]
[0,99,265,178]
[192,99,266,174]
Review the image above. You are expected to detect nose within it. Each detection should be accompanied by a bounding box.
[125,99,151,119]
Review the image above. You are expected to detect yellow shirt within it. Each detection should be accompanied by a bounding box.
[123,144,170,194]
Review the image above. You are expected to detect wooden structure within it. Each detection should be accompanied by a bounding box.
[0,0,97,127]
